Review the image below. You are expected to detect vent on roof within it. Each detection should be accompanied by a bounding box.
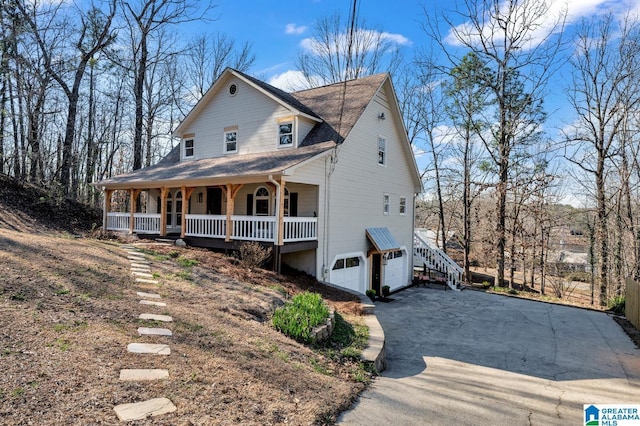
[228,83,238,96]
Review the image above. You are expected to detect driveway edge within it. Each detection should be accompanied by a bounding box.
[360,301,386,372]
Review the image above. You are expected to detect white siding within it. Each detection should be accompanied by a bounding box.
[320,82,417,291]
[180,77,305,159]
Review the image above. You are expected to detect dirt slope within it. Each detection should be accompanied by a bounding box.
[0,175,368,425]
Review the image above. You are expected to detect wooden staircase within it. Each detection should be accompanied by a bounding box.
[413,231,463,291]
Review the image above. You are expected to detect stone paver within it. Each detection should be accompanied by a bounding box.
[140,300,166,307]
[113,397,176,421]
[127,257,147,262]
[136,278,158,284]
[137,291,161,299]
[139,313,173,322]
[138,327,172,336]
[126,251,142,255]
[119,369,169,381]
[132,271,154,278]
[130,262,150,269]
[130,265,151,271]
[127,343,171,355]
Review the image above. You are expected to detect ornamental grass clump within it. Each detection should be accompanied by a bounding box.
[272,292,329,343]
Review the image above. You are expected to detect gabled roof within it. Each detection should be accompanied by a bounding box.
[292,73,388,145]
[97,141,336,189]
[97,70,401,189]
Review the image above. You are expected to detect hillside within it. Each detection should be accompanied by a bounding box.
[0,173,102,233]
[0,175,368,424]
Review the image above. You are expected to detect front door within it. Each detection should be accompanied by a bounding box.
[372,253,382,295]
[207,187,222,215]
[165,190,183,232]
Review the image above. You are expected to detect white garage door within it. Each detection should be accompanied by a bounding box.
[384,250,406,291]
[330,255,365,293]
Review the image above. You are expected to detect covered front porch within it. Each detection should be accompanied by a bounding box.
[101,178,319,248]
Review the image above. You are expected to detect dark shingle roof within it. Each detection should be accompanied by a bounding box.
[98,141,336,188]
[292,73,388,145]
[97,71,388,188]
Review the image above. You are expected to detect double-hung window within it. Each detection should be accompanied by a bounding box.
[378,136,386,166]
[183,137,194,158]
[224,126,238,154]
[383,194,390,215]
[278,121,293,147]
[399,197,407,215]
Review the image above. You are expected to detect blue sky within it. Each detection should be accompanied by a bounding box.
[201,0,640,205]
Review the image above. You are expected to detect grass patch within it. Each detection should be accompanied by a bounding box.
[177,257,198,267]
[272,292,329,344]
[54,288,70,296]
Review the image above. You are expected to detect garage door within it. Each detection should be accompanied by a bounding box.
[384,250,406,291]
[330,255,365,293]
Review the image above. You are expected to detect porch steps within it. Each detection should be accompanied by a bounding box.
[413,231,463,291]
[113,246,176,422]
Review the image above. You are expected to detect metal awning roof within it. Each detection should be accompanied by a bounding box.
[366,227,400,253]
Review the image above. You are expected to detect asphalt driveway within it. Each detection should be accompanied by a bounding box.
[338,287,640,425]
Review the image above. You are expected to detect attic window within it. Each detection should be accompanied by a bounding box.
[228,83,238,96]
[278,121,293,147]
[184,138,194,158]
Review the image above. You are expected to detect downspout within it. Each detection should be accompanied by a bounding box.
[412,192,418,286]
[268,174,281,273]
[268,174,280,241]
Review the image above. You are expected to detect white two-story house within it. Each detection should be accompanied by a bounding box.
[97,68,422,295]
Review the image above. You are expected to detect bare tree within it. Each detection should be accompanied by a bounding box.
[425,0,565,287]
[564,13,640,306]
[119,0,214,171]
[296,12,404,87]
[184,33,254,102]
[16,0,117,197]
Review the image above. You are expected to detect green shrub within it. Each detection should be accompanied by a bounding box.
[481,281,491,289]
[608,295,625,315]
[365,289,376,301]
[381,285,390,297]
[272,292,329,343]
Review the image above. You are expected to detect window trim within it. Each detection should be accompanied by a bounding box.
[399,197,407,216]
[183,136,194,159]
[277,118,294,148]
[377,136,386,166]
[383,193,390,216]
[224,126,238,154]
[254,186,270,216]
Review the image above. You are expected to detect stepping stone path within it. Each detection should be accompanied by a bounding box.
[113,398,177,421]
[139,313,173,322]
[113,245,177,422]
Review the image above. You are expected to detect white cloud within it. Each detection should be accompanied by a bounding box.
[301,28,411,56]
[443,0,633,51]
[285,23,307,35]
[268,70,314,92]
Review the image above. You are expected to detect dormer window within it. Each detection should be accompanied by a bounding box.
[184,137,194,158]
[278,121,293,147]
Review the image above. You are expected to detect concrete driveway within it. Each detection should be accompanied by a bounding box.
[338,287,640,425]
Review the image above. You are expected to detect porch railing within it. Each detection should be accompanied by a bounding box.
[231,215,276,242]
[283,217,317,242]
[107,212,130,232]
[106,213,318,243]
[134,213,161,234]
[185,214,226,238]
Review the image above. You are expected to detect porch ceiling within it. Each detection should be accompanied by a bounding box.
[94,141,335,190]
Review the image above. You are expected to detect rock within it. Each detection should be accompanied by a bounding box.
[175,239,187,247]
